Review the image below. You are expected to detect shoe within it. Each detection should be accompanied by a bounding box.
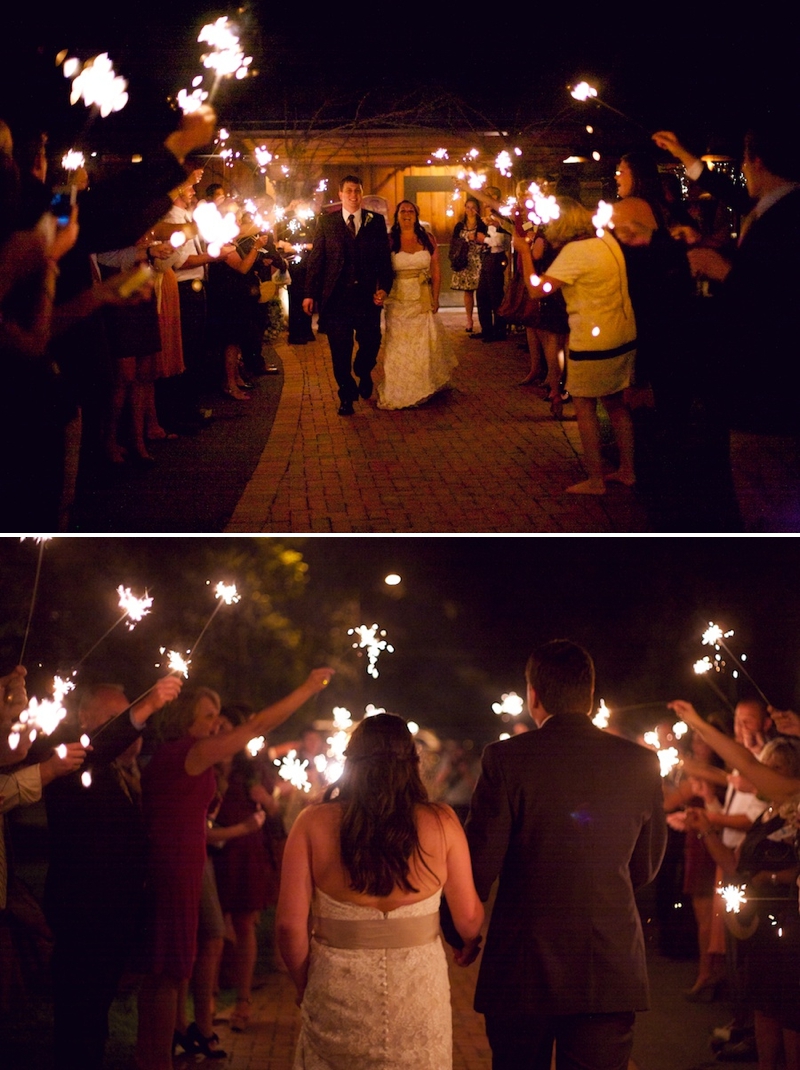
[465,327,474,334]
[338,400,355,416]
[684,979,719,1003]
[358,376,373,399]
[186,1022,227,1060]
[172,1029,201,1057]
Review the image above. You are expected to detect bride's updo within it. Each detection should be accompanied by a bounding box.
[326,713,437,897]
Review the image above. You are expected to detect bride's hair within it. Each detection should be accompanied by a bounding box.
[324,713,438,896]
[389,200,434,254]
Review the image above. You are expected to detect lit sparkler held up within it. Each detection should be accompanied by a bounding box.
[187,581,241,660]
[72,586,154,671]
[701,622,771,706]
[348,624,394,679]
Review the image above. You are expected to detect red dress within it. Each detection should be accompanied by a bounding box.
[213,767,275,912]
[141,735,215,978]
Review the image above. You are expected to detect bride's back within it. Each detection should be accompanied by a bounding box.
[302,798,456,913]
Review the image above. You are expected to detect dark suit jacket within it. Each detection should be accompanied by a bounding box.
[696,169,800,434]
[304,209,393,328]
[466,715,666,1018]
[36,713,147,934]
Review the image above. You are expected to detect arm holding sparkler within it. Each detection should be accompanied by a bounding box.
[511,231,565,300]
[185,669,334,776]
[670,700,800,803]
[130,675,184,729]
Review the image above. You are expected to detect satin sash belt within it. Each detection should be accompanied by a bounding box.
[312,912,441,949]
[394,269,431,281]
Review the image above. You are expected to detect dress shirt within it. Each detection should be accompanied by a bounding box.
[342,207,363,234]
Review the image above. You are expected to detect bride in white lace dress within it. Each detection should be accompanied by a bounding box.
[276,713,484,1070]
[377,201,457,410]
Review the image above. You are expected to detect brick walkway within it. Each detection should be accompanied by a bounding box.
[214,952,490,1070]
[227,311,650,534]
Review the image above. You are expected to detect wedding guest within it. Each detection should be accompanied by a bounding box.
[136,667,333,1070]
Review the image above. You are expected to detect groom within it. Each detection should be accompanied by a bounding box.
[303,175,394,415]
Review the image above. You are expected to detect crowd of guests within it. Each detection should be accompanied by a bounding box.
[652,698,800,1067]
[2,104,798,532]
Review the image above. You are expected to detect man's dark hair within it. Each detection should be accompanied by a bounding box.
[340,174,363,190]
[744,110,800,182]
[205,182,224,199]
[525,639,595,716]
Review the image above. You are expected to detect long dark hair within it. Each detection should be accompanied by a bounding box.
[389,200,434,254]
[324,713,437,897]
[619,151,667,227]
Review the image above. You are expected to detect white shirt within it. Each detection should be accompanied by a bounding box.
[341,207,363,234]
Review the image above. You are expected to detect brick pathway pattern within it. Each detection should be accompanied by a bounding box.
[227,312,650,534]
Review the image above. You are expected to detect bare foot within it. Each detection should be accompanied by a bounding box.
[605,470,636,487]
[565,479,606,495]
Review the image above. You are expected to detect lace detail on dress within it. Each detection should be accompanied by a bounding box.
[294,888,452,1070]
[377,250,457,411]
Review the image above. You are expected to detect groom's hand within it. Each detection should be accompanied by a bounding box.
[302,298,315,315]
[373,289,387,306]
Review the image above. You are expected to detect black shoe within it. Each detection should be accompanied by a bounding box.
[358,376,373,399]
[186,1022,227,1060]
[338,400,355,416]
[172,1030,200,1057]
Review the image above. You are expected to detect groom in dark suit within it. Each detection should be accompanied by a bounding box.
[465,640,666,1070]
[303,175,394,415]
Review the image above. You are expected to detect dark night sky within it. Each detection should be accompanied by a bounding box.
[3,537,800,746]
[5,6,796,163]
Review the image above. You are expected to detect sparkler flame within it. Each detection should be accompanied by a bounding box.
[657,747,680,778]
[495,150,513,176]
[702,622,732,647]
[348,624,394,679]
[719,884,747,914]
[69,54,128,118]
[193,200,239,257]
[274,750,311,793]
[15,675,75,737]
[116,586,153,629]
[491,692,524,716]
[592,699,611,729]
[593,200,614,236]
[570,81,598,102]
[160,648,191,678]
[62,150,85,172]
[214,581,240,605]
[525,183,560,226]
[693,656,714,675]
[246,736,265,757]
[198,17,252,80]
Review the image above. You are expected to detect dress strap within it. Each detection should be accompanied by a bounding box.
[311,912,441,949]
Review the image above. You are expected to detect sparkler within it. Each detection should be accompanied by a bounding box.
[72,586,153,671]
[701,622,770,705]
[348,624,394,679]
[275,750,311,793]
[186,581,241,660]
[524,183,560,227]
[193,200,239,257]
[718,883,747,914]
[68,54,128,117]
[592,200,614,237]
[495,150,513,177]
[492,692,524,716]
[567,80,643,129]
[693,653,734,711]
[12,675,74,742]
[246,736,265,757]
[592,699,611,729]
[160,648,191,679]
[18,536,53,665]
[62,150,85,173]
[176,16,252,113]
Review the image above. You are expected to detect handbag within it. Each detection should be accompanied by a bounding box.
[449,237,469,273]
[498,270,541,327]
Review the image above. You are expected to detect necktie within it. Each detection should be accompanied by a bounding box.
[347,213,356,237]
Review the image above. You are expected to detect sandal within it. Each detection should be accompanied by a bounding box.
[186,1021,227,1060]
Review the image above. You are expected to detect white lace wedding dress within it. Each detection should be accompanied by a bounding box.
[293,888,452,1070]
[377,250,457,410]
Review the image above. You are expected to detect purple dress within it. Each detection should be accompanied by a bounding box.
[141,735,215,978]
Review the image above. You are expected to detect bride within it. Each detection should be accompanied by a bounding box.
[276,713,484,1070]
[377,201,457,410]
